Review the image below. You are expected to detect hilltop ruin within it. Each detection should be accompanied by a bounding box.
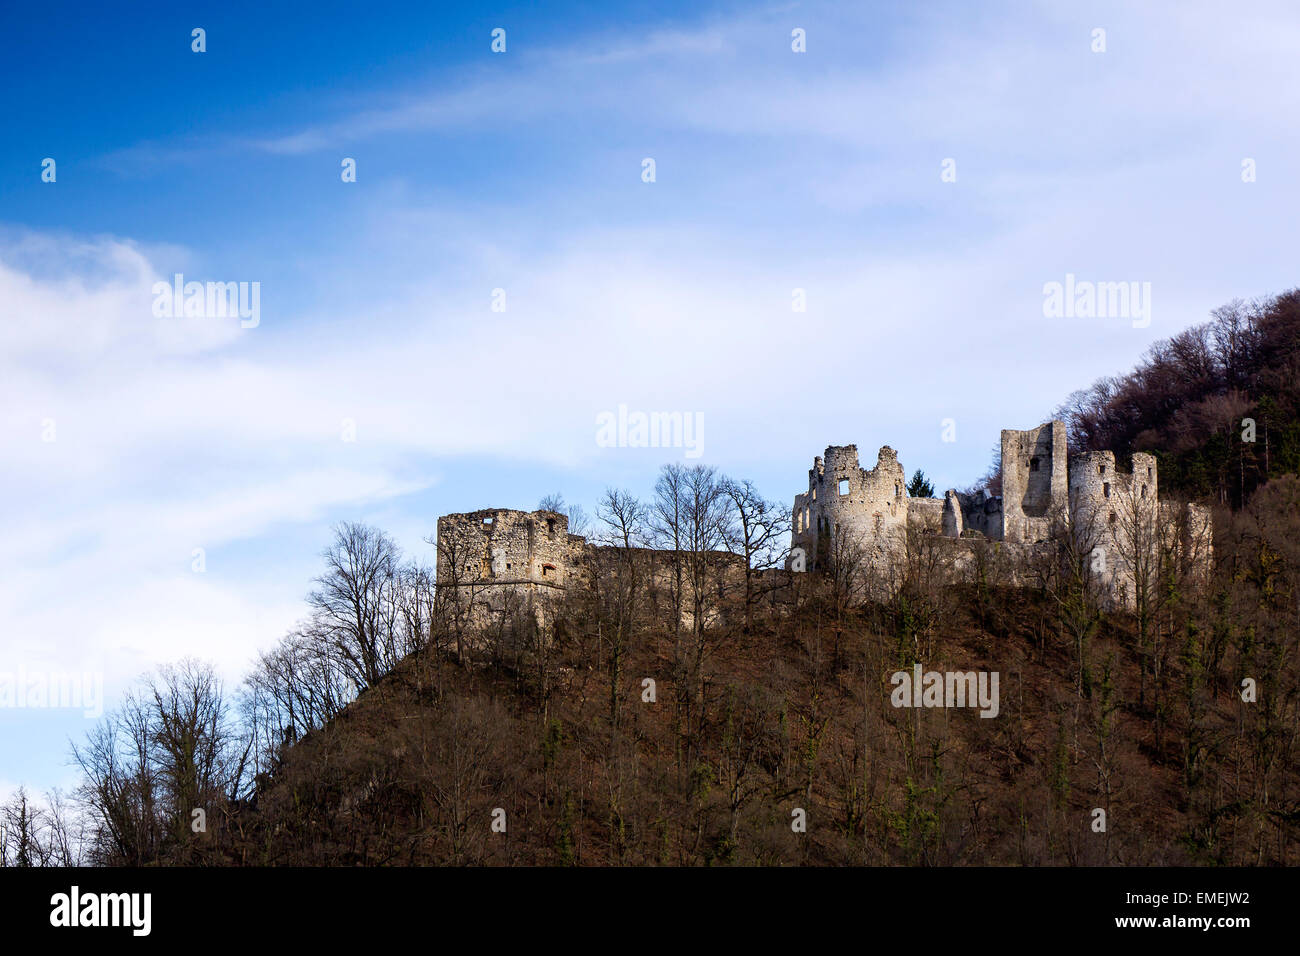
[791,421,1213,607]
[435,421,1213,615]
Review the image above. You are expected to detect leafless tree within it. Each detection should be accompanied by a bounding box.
[1032,507,1105,696]
[721,477,791,631]
[1107,475,1164,711]
[651,463,689,641]
[147,659,248,847]
[307,522,404,690]
[0,787,82,866]
[539,493,591,537]
[71,689,158,865]
[594,488,648,729]
[71,659,244,865]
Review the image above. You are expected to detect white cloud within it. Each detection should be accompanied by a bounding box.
[6,0,1300,799]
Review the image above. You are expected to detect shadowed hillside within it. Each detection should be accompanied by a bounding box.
[14,291,1299,868]
[38,472,1299,867]
[1056,290,1300,508]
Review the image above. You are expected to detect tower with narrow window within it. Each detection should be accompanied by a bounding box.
[789,420,1211,610]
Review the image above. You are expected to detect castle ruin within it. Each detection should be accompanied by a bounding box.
[433,421,1212,618]
[434,507,746,629]
[435,508,586,594]
[791,421,1212,607]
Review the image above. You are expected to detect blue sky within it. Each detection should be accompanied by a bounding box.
[3,0,1299,799]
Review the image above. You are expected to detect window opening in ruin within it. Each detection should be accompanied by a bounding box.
[482,517,493,526]
[1030,457,1040,472]
[1109,512,1116,524]
[1099,465,1106,475]
[542,563,556,576]
[1103,483,1111,498]
[895,480,901,496]
[838,478,849,496]
[546,518,555,533]
[1140,485,1147,498]
[1147,467,1152,479]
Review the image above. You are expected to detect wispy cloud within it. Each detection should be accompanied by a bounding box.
[5,0,1300,798]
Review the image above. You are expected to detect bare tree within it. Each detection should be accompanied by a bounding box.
[595,488,649,729]
[71,659,245,865]
[71,689,159,865]
[308,522,404,689]
[1033,507,1105,696]
[0,787,81,866]
[1107,474,1163,711]
[651,463,689,641]
[721,477,791,631]
[539,493,591,537]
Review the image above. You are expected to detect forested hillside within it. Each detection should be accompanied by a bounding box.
[6,292,1299,868]
[1056,291,1300,507]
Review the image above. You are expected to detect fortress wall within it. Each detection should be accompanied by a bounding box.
[908,497,944,532]
[436,508,575,589]
[788,420,1211,609]
[954,490,1003,539]
[1001,421,1067,544]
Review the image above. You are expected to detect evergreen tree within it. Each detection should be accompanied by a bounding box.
[907,469,935,497]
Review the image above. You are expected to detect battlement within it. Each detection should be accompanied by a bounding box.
[1001,421,1068,544]
[793,442,910,574]
[790,420,1212,607]
[435,508,582,590]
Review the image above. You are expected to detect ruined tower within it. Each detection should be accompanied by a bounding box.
[435,508,581,592]
[788,419,1211,608]
[791,444,909,573]
[1068,449,1161,606]
[1000,421,1068,544]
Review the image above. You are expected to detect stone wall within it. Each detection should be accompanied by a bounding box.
[944,489,1003,539]
[792,444,909,575]
[907,496,944,533]
[1001,421,1068,544]
[790,420,1212,609]
[434,507,584,604]
[435,508,749,632]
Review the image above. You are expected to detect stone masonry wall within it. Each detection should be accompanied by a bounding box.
[1001,421,1068,545]
[792,444,909,576]
[435,508,580,591]
[791,420,1211,609]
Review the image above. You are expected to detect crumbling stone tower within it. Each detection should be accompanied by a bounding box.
[791,443,908,573]
[1069,449,1161,606]
[789,419,1211,609]
[435,508,581,593]
[1001,421,1069,544]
